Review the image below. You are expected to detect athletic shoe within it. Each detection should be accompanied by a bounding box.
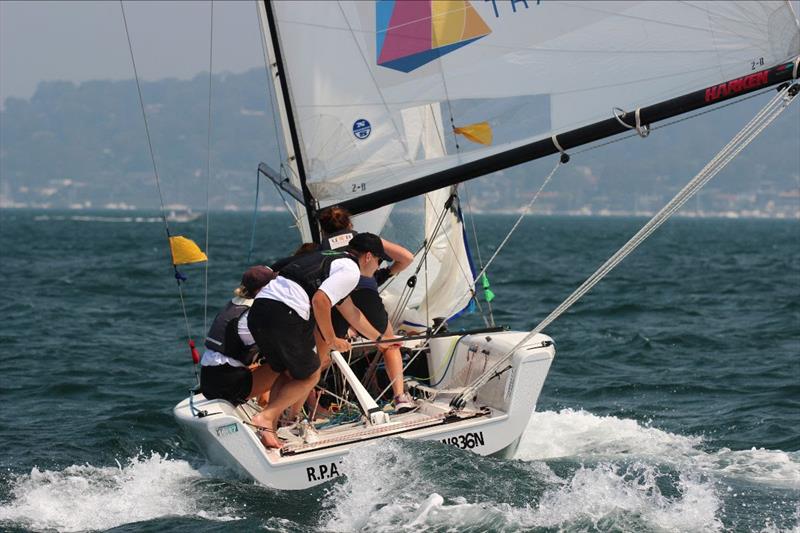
[393,393,415,413]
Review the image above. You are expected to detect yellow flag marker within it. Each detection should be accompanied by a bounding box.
[453,121,493,146]
[169,236,208,265]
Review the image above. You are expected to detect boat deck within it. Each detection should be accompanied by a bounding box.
[233,399,492,456]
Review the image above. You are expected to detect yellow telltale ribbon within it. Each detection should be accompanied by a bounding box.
[169,236,208,265]
[453,121,493,146]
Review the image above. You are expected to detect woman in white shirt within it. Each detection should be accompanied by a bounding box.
[199,266,276,404]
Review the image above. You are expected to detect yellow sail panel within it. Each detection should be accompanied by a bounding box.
[461,1,491,40]
[453,122,493,145]
[431,1,467,48]
[169,236,207,265]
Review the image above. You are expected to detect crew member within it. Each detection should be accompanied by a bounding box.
[200,266,277,405]
[247,232,388,448]
[318,206,415,412]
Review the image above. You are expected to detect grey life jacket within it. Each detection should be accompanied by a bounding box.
[321,229,357,251]
[204,300,256,365]
[277,250,358,300]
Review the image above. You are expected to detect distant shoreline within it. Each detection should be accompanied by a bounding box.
[2,205,798,221]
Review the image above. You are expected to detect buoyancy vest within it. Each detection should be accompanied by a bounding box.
[321,230,380,293]
[321,229,357,251]
[204,300,255,365]
[277,250,359,299]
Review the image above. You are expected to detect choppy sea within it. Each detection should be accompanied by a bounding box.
[0,209,797,532]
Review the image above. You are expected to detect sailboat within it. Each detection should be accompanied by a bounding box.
[173,0,799,490]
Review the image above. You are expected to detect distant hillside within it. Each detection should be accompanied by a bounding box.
[1,69,798,216]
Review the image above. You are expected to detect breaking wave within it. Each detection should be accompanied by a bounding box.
[518,409,800,487]
[318,409,799,532]
[0,452,240,532]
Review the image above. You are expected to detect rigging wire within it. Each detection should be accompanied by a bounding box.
[451,82,799,409]
[386,197,453,327]
[461,182,493,326]
[203,0,214,334]
[119,0,198,378]
[474,160,562,285]
[249,0,299,260]
[373,84,793,404]
[422,192,484,302]
[375,161,561,400]
[432,24,492,326]
[410,86,782,334]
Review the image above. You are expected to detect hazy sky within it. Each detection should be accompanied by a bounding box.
[3,0,799,103]
[0,1,265,102]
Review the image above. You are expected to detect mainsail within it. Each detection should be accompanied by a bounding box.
[260,0,799,215]
[257,0,799,323]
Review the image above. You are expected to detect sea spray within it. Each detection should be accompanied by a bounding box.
[0,452,239,532]
[517,409,800,487]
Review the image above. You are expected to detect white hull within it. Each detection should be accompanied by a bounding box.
[174,331,554,490]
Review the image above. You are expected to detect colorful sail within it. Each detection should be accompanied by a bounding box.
[262,1,799,209]
[376,0,491,73]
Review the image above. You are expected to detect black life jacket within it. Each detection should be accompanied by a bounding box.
[278,250,358,299]
[321,229,357,251]
[204,300,256,365]
[320,230,381,293]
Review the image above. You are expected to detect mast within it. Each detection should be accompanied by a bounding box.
[339,59,799,216]
[259,0,320,243]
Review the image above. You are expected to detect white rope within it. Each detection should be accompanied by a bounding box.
[451,83,798,408]
[793,56,799,80]
[551,134,567,156]
[613,106,650,138]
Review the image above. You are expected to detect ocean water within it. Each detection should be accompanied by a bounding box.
[0,209,797,532]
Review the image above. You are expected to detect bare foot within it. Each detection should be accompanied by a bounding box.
[258,428,283,449]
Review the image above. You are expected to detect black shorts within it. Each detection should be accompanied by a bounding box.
[200,364,252,405]
[331,288,389,338]
[248,298,320,380]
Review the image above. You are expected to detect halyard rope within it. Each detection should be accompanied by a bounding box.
[120,1,196,376]
[451,83,799,409]
[203,1,214,333]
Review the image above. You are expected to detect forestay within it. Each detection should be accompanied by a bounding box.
[265,0,800,207]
